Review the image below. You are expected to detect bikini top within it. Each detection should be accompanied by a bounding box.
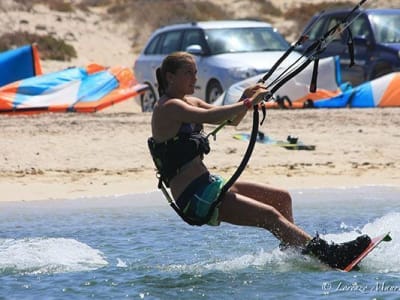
[148,123,210,187]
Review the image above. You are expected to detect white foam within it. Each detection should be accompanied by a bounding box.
[323,212,400,273]
[166,212,399,274]
[116,258,128,268]
[0,237,108,274]
[165,247,320,274]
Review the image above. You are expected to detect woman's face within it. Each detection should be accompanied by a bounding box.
[169,59,197,95]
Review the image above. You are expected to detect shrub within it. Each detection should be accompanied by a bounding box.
[12,0,74,12]
[254,0,282,17]
[0,31,77,61]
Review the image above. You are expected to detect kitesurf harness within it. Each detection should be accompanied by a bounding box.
[148,123,217,226]
[150,0,368,226]
[148,123,210,187]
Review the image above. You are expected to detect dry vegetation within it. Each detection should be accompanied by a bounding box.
[283,1,355,31]
[0,31,77,60]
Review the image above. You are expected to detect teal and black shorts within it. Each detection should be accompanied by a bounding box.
[176,172,225,226]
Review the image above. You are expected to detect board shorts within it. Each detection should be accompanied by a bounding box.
[176,172,225,226]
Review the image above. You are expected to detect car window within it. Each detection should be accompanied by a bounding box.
[350,17,371,39]
[182,30,206,50]
[307,14,370,41]
[204,27,288,55]
[370,13,400,43]
[159,30,182,54]
[307,17,327,40]
[144,34,161,55]
[326,17,343,41]
[316,15,363,42]
[308,14,346,41]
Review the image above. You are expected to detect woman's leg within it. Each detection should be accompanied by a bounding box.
[230,181,294,223]
[218,191,311,247]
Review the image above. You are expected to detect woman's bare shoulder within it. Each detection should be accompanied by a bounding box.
[185,96,209,107]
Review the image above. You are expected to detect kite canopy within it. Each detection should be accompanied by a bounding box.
[0,44,42,87]
[308,72,400,108]
[0,45,147,114]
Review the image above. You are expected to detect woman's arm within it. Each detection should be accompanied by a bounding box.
[164,98,246,125]
[185,84,266,126]
[165,86,267,125]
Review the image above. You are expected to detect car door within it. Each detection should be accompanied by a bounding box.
[134,33,161,89]
[140,30,184,95]
[181,29,209,99]
[303,12,371,85]
[327,13,374,84]
[298,14,343,59]
[321,15,348,59]
[321,14,361,84]
[344,15,374,84]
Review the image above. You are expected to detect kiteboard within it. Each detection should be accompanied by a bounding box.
[342,232,392,272]
[233,132,316,150]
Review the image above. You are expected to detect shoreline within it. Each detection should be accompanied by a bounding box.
[1,175,399,203]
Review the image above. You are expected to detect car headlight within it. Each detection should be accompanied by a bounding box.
[228,67,258,80]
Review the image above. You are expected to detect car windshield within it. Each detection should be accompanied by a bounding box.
[204,27,289,55]
[369,12,400,43]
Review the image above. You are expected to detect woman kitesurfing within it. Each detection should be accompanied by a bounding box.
[147,0,376,270]
[148,51,371,270]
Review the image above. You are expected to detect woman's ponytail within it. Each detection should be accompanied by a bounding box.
[156,67,165,97]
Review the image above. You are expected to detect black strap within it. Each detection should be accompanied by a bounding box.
[276,95,293,109]
[209,103,261,216]
[310,56,319,93]
[347,27,355,67]
[158,177,207,226]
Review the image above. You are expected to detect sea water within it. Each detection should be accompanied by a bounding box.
[0,186,399,299]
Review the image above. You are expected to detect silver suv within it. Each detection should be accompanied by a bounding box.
[134,20,301,111]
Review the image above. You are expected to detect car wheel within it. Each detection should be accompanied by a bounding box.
[206,80,223,103]
[140,84,157,112]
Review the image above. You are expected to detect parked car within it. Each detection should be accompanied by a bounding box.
[298,8,400,86]
[133,20,301,111]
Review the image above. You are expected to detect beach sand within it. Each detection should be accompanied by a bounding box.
[1,103,399,202]
[0,1,399,202]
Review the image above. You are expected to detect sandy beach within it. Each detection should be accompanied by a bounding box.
[1,102,399,202]
[1,1,399,202]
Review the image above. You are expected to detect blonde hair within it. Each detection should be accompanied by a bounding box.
[156,52,194,97]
